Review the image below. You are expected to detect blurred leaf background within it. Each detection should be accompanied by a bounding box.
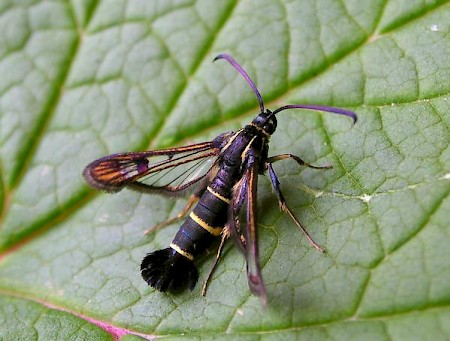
[0,0,449,339]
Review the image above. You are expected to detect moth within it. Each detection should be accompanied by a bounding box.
[83,54,357,305]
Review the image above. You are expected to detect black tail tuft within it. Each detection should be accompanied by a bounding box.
[141,248,198,292]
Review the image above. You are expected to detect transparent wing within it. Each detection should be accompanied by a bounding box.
[243,159,267,306]
[227,158,267,306]
[83,142,219,195]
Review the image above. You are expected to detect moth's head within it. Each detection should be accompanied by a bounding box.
[252,109,277,135]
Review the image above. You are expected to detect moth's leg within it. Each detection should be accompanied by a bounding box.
[201,227,230,296]
[144,187,206,235]
[266,162,324,252]
[266,153,332,170]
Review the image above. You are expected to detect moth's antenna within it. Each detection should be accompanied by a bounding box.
[271,104,357,124]
[214,54,265,113]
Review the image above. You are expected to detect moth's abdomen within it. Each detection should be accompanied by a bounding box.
[141,186,230,292]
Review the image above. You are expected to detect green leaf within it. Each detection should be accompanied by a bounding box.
[1,0,449,339]
[0,296,112,340]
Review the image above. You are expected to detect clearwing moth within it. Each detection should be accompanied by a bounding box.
[83,54,357,306]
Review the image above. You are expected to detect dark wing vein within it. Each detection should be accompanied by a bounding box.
[83,142,219,193]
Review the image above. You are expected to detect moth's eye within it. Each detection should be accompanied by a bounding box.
[252,115,265,125]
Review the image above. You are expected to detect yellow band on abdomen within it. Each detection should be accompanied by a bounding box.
[207,186,230,204]
[169,243,194,261]
[189,212,223,236]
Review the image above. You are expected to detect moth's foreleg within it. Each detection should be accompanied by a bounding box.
[266,153,332,170]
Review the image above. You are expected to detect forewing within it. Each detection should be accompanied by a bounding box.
[227,169,249,253]
[244,159,267,305]
[83,142,219,194]
[227,158,267,305]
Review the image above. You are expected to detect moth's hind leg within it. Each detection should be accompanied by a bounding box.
[201,227,230,296]
[145,186,207,235]
[266,161,324,252]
